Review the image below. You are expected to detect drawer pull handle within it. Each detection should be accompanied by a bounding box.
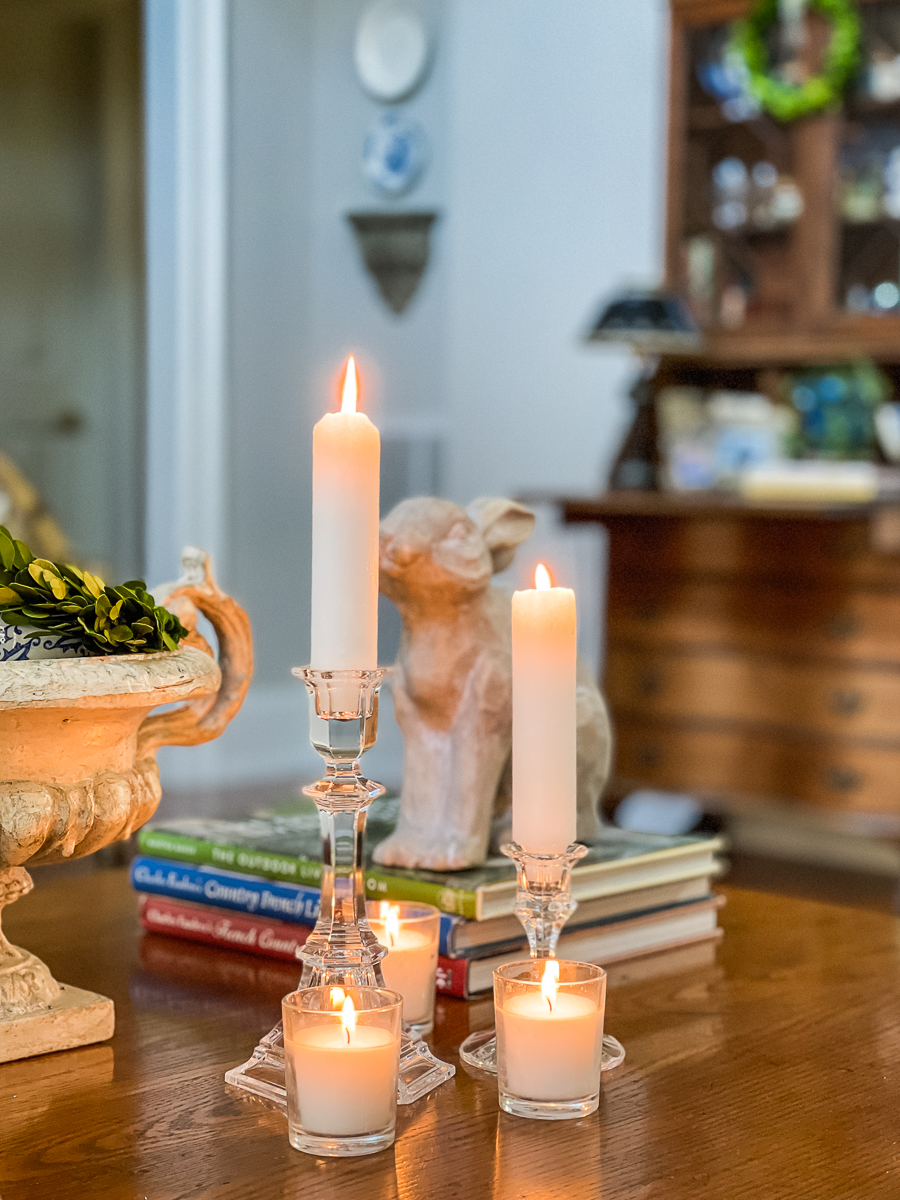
[825,613,861,640]
[829,689,864,716]
[636,743,661,768]
[637,669,663,698]
[826,766,862,792]
[635,603,661,622]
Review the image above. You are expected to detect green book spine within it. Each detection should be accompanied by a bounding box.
[136,827,479,919]
[137,828,323,886]
[363,871,478,920]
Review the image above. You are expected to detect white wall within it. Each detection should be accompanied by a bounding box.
[146,0,666,795]
[443,0,666,504]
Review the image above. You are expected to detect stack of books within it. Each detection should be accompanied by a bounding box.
[130,797,724,998]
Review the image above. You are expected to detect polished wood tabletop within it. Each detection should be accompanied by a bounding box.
[2,866,899,1200]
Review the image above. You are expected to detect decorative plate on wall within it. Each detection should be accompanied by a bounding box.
[354,0,432,102]
[362,110,428,196]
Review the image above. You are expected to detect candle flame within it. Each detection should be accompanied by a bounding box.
[540,959,560,1013]
[330,986,346,1009]
[384,904,401,950]
[341,355,358,414]
[535,562,552,591]
[341,995,356,1044]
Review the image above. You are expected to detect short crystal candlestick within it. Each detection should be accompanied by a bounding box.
[225,668,454,1108]
[458,841,625,1074]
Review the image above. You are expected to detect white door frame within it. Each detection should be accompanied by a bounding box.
[143,0,233,790]
[144,0,229,588]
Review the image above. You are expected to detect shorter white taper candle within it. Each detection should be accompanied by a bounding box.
[511,564,577,853]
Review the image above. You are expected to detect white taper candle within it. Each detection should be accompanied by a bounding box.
[310,356,380,669]
[511,564,577,853]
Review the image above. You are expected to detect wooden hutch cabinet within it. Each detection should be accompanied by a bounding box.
[567,0,900,817]
[565,494,900,815]
[668,0,900,356]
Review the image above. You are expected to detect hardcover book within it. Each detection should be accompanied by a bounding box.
[138,894,310,962]
[136,893,723,1000]
[138,796,723,921]
[132,869,460,953]
[136,881,718,966]
[439,896,725,998]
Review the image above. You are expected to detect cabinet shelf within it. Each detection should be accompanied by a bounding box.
[669,0,900,361]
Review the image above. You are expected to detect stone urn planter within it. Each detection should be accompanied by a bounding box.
[0,557,252,1062]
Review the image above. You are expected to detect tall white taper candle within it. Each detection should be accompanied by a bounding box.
[310,357,380,669]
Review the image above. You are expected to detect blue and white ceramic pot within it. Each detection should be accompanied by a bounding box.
[0,621,91,662]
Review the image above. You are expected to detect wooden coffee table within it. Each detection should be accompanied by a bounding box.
[1,867,899,1199]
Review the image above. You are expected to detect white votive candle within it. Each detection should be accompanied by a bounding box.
[498,991,599,1100]
[310,355,380,669]
[511,563,577,853]
[369,901,440,1028]
[282,986,402,1154]
[494,960,606,1116]
[286,1022,397,1135]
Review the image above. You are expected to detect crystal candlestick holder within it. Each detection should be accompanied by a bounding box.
[225,668,455,1108]
[458,841,626,1074]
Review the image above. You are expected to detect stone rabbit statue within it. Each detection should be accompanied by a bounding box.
[373,496,613,871]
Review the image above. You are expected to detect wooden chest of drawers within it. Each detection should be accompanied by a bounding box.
[564,493,900,815]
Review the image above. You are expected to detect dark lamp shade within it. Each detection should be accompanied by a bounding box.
[589,289,699,353]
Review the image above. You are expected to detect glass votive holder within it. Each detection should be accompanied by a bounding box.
[282,985,403,1157]
[367,900,440,1037]
[494,960,607,1121]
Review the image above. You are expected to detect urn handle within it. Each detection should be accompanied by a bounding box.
[136,550,253,758]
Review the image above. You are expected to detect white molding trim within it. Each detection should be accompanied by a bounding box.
[144,0,229,586]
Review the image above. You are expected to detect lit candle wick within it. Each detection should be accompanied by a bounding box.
[540,959,560,1016]
[341,995,356,1046]
[385,903,401,951]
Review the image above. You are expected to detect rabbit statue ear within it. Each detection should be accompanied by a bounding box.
[466,498,535,573]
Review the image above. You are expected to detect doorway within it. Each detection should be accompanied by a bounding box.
[0,0,144,578]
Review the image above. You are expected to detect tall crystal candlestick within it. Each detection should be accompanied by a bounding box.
[225,668,455,1108]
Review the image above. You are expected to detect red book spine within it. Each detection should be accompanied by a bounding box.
[435,955,470,999]
[138,893,309,963]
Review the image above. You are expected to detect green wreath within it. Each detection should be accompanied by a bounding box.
[731,0,861,122]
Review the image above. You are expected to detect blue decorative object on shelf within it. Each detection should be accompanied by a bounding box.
[362,110,428,196]
[0,621,90,661]
[785,362,889,460]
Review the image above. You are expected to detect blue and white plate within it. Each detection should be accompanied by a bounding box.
[362,111,428,196]
[0,622,90,662]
